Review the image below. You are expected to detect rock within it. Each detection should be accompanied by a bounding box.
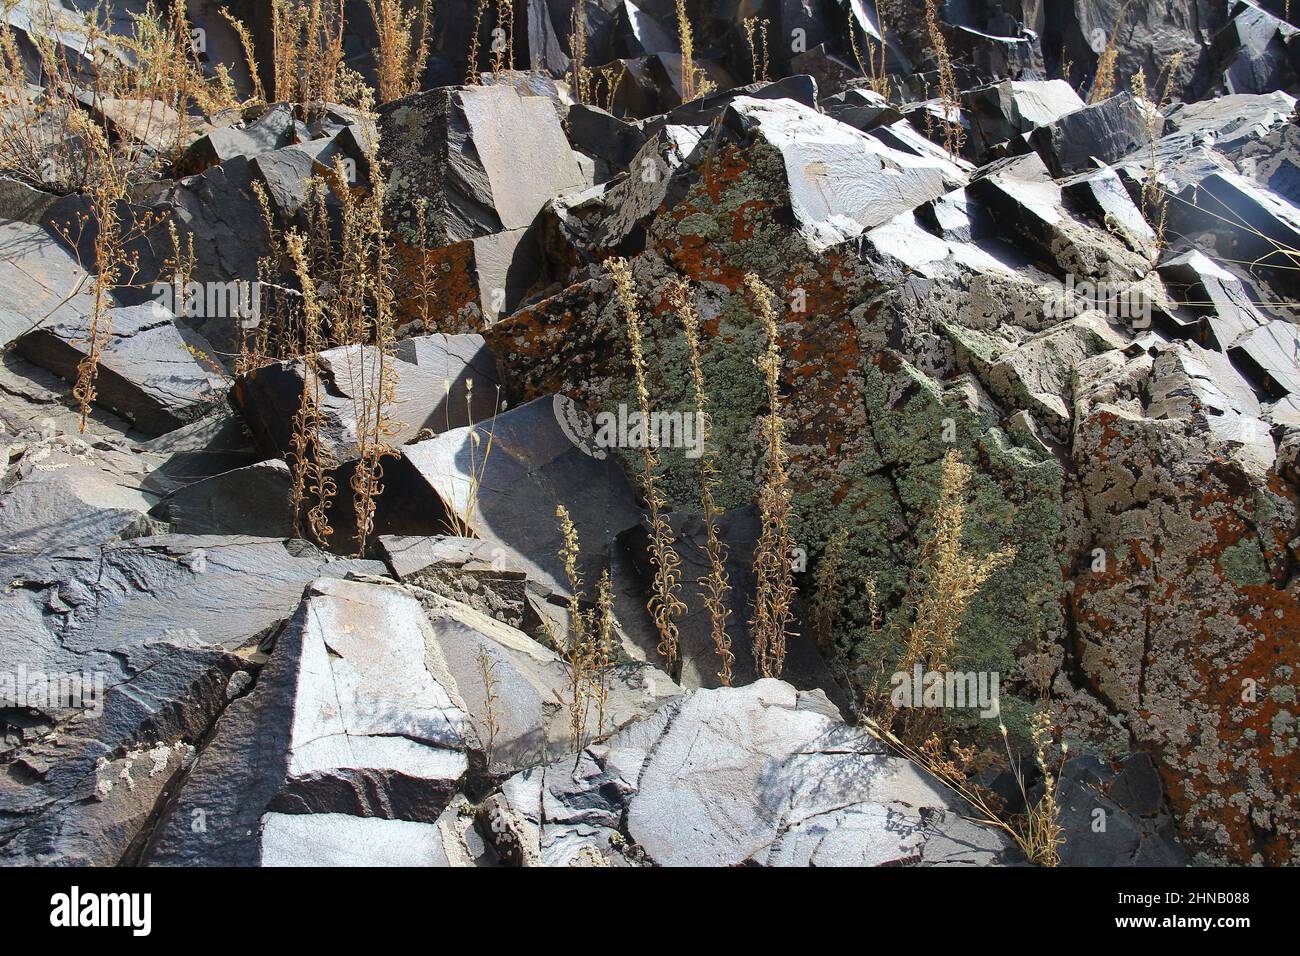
[1069,341,1300,864]
[377,84,585,325]
[250,137,353,223]
[1061,166,1157,252]
[0,429,160,556]
[152,459,295,537]
[713,96,967,253]
[376,534,544,635]
[566,103,648,174]
[482,680,1022,866]
[0,175,58,225]
[258,810,484,866]
[0,536,382,864]
[1164,90,1297,153]
[379,84,585,247]
[412,583,681,773]
[232,337,500,466]
[1052,754,1189,866]
[1027,92,1162,177]
[1209,0,1298,95]
[820,87,904,133]
[85,97,210,155]
[15,301,228,435]
[135,408,262,497]
[1165,169,1300,298]
[376,395,643,596]
[1042,0,1210,102]
[141,577,471,865]
[1231,318,1300,398]
[181,103,297,173]
[0,219,98,348]
[1157,249,1269,349]
[961,79,1086,162]
[643,75,820,133]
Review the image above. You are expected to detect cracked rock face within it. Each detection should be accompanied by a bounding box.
[481,679,1019,867]
[0,537,382,864]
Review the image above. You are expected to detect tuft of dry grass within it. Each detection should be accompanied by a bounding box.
[270,0,368,118]
[847,4,890,100]
[743,17,769,83]
[608,258,687,674]
[491,0,515,77]
[670,277,734,686]
[553,505,616,748]
[466,0,487,83]
[284,229,338,545]
[851,448,1060,865]
[569,0,589,103]
[811,526,848,658]
[1088,0,1134,104]
[924,0,963,156]
[1133,51,1183,262]
[744,272,797,679]
[475,644,501,765]
[221,9,266,102]
[898,451,1016,681]
[863,707,1066,867]
[368,0,432,103]
[675,0,712,102]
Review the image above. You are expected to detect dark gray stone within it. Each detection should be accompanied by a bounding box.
[378,84,585,249]
[0,536,382,864]
[153,459,294,537]
[376,394,643,596]
[1028,92,1161,177]
[15,301,228,435]
[141,577,470,866]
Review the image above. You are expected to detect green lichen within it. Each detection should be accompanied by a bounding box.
[1221,539,1269,587]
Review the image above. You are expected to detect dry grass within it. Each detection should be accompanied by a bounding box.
[675,0,712,102]
[811,527,848,657]
[898,451,1015,681]
[670,277,734,686]
[924,0,963,156]
[368,0,432,103]
[569,0,589,103]
[475,644,501,765]
[847,449,1061,865]
[1088,0,1134,104]
[466,0,488,83]
[1132,52,1183,262]
[742,17,769,83]
[491,0,515,78]
[246,134,417,554]
[848,5,890,100]
[220,9,266,102]
[744,272,797,679]
[554,505,616,749]
[270,0,368,118]
[863,707,1066,866]
[608,258,687,674]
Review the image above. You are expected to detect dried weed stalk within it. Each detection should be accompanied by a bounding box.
[670,277,734,685]
[744,272,797,679]
[608,258,687,673]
